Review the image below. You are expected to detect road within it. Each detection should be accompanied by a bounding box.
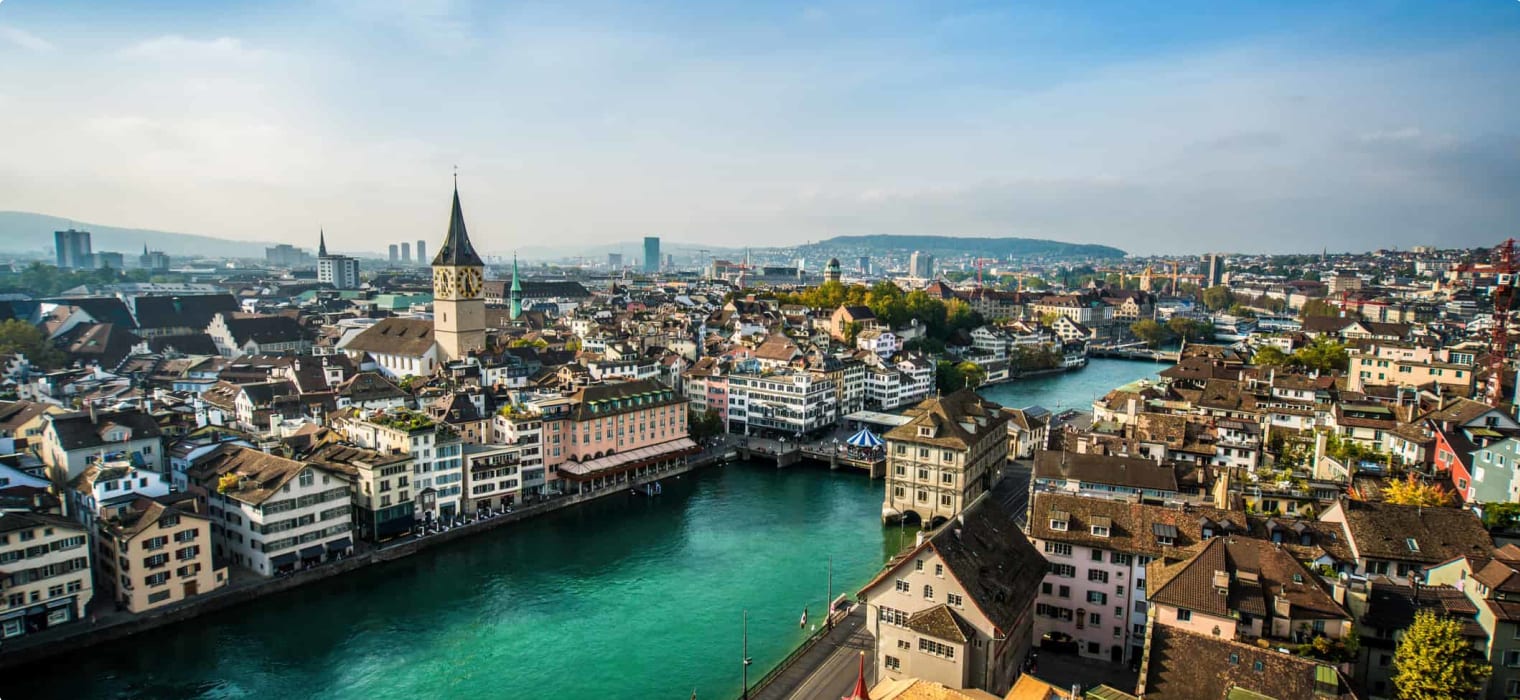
[747,606,874,700]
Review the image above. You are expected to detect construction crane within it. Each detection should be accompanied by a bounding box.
[1487,238,1517,407]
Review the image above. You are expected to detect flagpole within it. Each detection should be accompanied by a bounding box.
[827,555,833,630]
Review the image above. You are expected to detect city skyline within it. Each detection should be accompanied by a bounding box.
[0,1,1517,256]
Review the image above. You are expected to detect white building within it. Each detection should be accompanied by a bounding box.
[726,371,838,437]
[189,447,354,577]
[856,329,902,359]
[339,409,465,521]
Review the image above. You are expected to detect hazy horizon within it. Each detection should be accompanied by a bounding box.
[1,1,1517,257]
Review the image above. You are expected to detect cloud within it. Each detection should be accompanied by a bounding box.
[116,36,267,63]
[0,25,54,52]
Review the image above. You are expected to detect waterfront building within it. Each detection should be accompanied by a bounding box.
[96,495,226,613]
[726,371,838,437]
[307,443,415,543]
[1002,406,1050,460]
[463,444,524,511]
[187,446,354,576]
[316,231,361,289]
[859,483,1044,695]
[492,404,547,496]
[0,511,92,639]
[882,389,1009,527]
[802,353,866,418]
[68,461,171,532]
[549,380,695,494]
[339,409,465,521]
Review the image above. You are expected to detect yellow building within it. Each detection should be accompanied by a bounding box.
[97,495,226,613]
[883,389,1010,527]
[0,511,91,639]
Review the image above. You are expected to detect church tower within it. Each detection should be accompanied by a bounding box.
[432,182,486,361]
[509,254,523,321]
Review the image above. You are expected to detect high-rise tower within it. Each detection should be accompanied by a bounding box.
[431,182,486,361]
[509,254,523,321]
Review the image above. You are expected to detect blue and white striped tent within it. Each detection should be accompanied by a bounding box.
[846,427,884,448]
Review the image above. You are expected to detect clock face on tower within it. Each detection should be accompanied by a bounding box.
[433,268,455,298]
[458,267,483,298]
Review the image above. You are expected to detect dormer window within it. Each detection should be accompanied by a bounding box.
[918,426,934,438]
[1153,523,1178,546]
[1090,516,1112,538]
[1050,510,1069,532]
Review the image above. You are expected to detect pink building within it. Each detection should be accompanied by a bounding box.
[550,380,697,494]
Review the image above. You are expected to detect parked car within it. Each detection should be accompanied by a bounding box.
[1040,630,1079,653]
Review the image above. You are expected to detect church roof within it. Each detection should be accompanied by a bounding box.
[431,184,484,267]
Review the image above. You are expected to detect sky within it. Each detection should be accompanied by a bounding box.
[0,0,1517,257]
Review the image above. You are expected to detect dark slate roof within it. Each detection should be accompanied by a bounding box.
[519,281,592,300]
[61,323,140,367]
[1332,499,1491,565]
[1032,451,1180,492]
[43,297,135,328]
[1141,625,1356,699]
[220,314,308,346]
[431,185,484,267]
[0,510,85,535]
[47,410,162,451]
[133,294,240,331]
[147,333,220,356]
[1147,537,1348,622]
[570,379,683,421]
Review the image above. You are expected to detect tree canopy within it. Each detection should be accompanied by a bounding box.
[0,319,64,370]
[1393,610,1490,700]
[1300,298,1339,319]
[1201,285,1234,311]
[1383,473,1451,507]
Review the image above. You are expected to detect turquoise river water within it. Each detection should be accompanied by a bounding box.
[6,359,1158,700]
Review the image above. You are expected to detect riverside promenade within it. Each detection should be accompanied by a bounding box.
[0,441,738,671]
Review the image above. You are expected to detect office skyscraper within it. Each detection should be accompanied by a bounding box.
[909,250,935,279]
[858,256,870,276]
[316,230,360,289]
[1206,253,1226,287]
[644,237,661,274]
[389,244,399,263]
[401,242,411,263]
[416,240,427,264]
[54,229,93,269]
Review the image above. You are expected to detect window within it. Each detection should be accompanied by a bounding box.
[1049,563,1076,578]
[885,655,901,671]
[878,607,909,627]
[947,593,963,607]
[1091,525,1110,537]
[148,590,172,604]
[896,579,910,593]
[918,638,955,659]
[1089,569,1109,584]
[1505,650,1520,668]
[1253,660,1264,672]
[1091,549,1104,562]
[1087,591,1108,605]
[934,563,943,577]
[1134,601,1147,613]
[1116,585,1125,596]
[1229,653,1239,666]
[1177,609,1192,622]
[299,470,315,488]
[1050,518,1068,532]
[1111,552,1133,566]
[1042,582,1053,595]
[897,639,911,650]
[915,560,924,572]
[1058,585,1070,599]
[923,585,934,599]
[1044,542,1072,557]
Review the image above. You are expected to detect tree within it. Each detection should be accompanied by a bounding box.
[842,321,863,345]
[1384,473,1451,507]
[1393,609,1491,700]
[1300,298,1339,319]
[688,409,724,441]
[1253,345,1290,367]
[1130,319,1170,348]
[954,361,987,389]
[1481,502,1520,530]
[0,318,65,369]
[1292,338,1349,373]
[1166,317,1214,343]
[935,360,964,394]
[1202,285,1234,311]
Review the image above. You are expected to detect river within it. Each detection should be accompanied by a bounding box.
[6,359,1159,700]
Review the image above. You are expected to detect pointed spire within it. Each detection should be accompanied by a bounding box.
[318,229,328,257]
[509,253,523,321]
[842,651,870,700]
[434,179,484,267]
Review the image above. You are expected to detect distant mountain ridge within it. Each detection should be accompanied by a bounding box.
[0,212,276,259]
[799,234,1124,259]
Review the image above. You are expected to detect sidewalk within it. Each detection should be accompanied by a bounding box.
[747,606,872,700]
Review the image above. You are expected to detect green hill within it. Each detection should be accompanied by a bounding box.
[800,234,1124,259]
[0,211,277,258]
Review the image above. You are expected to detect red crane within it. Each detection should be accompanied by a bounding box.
[1487,238,1517,407]
[974,258,999,284]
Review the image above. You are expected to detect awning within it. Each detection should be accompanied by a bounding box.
[846,427,884,448]
[270,552,298,567]
[299,545,325,560]
[325,537,352,552]
[557,437,700,480]
[1152,523,1179,538]
[45,598,72,610]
